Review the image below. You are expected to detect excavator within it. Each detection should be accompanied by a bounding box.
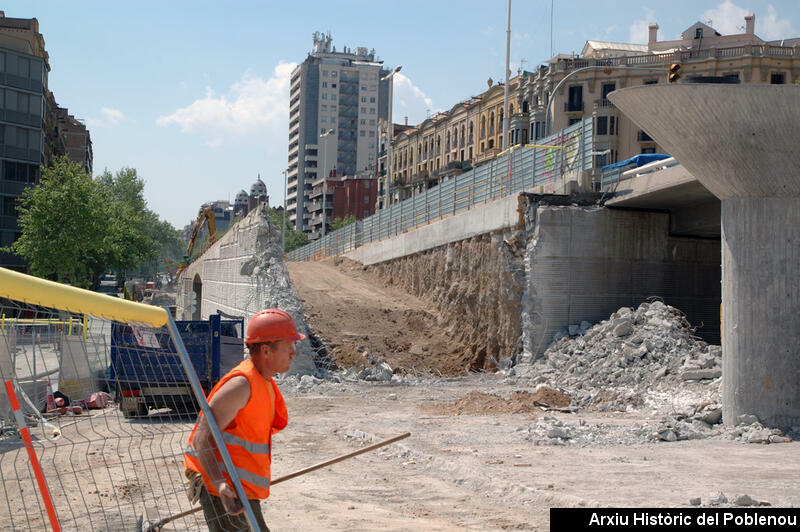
[175,205,217,279]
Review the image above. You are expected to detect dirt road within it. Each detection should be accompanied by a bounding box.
[287,259,472,376]
[263,376,800,531]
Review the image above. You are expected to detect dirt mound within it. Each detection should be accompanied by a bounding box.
[530,386,571,408]
[287,258,473,376]
[422,391,549,416]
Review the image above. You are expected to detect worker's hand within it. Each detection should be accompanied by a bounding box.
[217,482,245,515]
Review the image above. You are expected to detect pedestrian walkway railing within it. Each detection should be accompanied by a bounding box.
[287,118,593,262]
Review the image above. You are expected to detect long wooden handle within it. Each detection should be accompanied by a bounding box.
[272,432,410,486]
[145,432,411,532]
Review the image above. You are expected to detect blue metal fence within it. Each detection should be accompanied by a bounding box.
[287,118,593,262]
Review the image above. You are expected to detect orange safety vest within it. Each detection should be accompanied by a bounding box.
[184,359,288,500]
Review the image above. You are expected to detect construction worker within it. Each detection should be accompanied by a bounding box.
[184,309,304,531]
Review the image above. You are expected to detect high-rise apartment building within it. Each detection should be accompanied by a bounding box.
[0,12,90,270]
[287,32,390,238]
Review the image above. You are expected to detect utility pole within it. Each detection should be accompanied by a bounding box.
[281,169,287,252]
[502,0,511,151]
[320,128,334,237]
[381,65,402,209]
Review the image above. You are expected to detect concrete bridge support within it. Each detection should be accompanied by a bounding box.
[610,85,800,430]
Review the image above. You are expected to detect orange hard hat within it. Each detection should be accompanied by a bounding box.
[245,309,306,343]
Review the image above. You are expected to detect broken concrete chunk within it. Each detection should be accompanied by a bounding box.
[681,368,722,381]
[689,497,701,506]
[736,414,759,426]
[698,408,722,426]
[612,320,633,337]
[733,494,757,506]
[708,491,728,505]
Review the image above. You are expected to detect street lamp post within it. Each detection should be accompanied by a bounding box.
[320,128,334,237]
[381,65,402,209]
[502,0,511,151]
[281,168,287,253]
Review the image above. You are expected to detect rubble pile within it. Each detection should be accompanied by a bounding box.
[526,301,721,410]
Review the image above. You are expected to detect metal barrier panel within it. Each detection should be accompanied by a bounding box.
[0,273,260,531]
[286,119,594,262]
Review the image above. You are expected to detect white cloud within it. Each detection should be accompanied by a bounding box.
[629,8,657,44]
[702,1,749,34]
[759,4,795,39]
[86,107,127,128]
[701,1,794,39]
[394,73,433,110]
[157,61,297,145]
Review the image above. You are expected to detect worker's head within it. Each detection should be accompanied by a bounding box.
[245,309,305,374]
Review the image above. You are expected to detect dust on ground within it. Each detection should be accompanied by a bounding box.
[287,258,472,376]
[421,387,571,416]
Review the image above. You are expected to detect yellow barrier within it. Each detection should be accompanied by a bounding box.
[0,267,168,328]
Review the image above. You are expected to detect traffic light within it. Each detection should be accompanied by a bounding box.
[668,63,681,83]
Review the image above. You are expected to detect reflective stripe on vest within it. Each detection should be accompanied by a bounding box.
[222,432,270,455]
[185,444,270,489]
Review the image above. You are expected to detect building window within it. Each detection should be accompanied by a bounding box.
[365,181,371,189]
[364,196,370,204]
[360,130,365,136]
[369,108,375,114]
[360,119,366,125]
[596,116,608,135]
[322,93,327,100]
[601,83,616,101]
[641,146,656,154]
[322,70,328,77]
[771,72,786,84]
[331,83,337,88]
[361,107,367,113]
[331,94,337,101]
[321,104,328,111]
[361,85,367,91]
[644,79,658,85]
[695,27,703,39]
[369,131,375,137]
[369,97,375,103]
[361,96,367,103]
[568,118,581,126]
[322,82,328,88]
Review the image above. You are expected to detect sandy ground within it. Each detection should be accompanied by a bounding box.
[287,259,473,376]
[2,375,798,531]
[263,376,800,531]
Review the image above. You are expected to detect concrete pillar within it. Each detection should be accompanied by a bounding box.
[609,85,800,430]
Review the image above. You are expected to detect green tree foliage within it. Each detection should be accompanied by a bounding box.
[330,215,356,231]
[9,157,182,288]
[267,207,308,252]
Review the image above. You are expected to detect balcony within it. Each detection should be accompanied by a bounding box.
[564,101,584,112]
[594,99,614,110]
[637,130,654,142]
[410,171,429,184]
[473,147,501,165]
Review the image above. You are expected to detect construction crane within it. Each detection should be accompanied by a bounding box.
[176,206,218,279]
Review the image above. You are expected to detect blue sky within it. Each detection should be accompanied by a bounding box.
[5,1,798,229]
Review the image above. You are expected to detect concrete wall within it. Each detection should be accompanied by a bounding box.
[178,204,317,376]
[345,193,523,266]
[521,204,721,360]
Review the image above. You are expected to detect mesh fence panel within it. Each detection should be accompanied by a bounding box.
[0,288,254,531]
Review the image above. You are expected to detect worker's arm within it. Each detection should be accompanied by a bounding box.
[193,375,251,515]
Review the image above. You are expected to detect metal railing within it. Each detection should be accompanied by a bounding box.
[287,119,593,262]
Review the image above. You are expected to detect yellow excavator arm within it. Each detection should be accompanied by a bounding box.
[176,206,218,278]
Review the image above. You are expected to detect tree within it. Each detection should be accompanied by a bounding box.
[9,157,113,288]
[8,158,182,288]
[96,168,155,275]
[267,208,308,252]
[330,215,356,231]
